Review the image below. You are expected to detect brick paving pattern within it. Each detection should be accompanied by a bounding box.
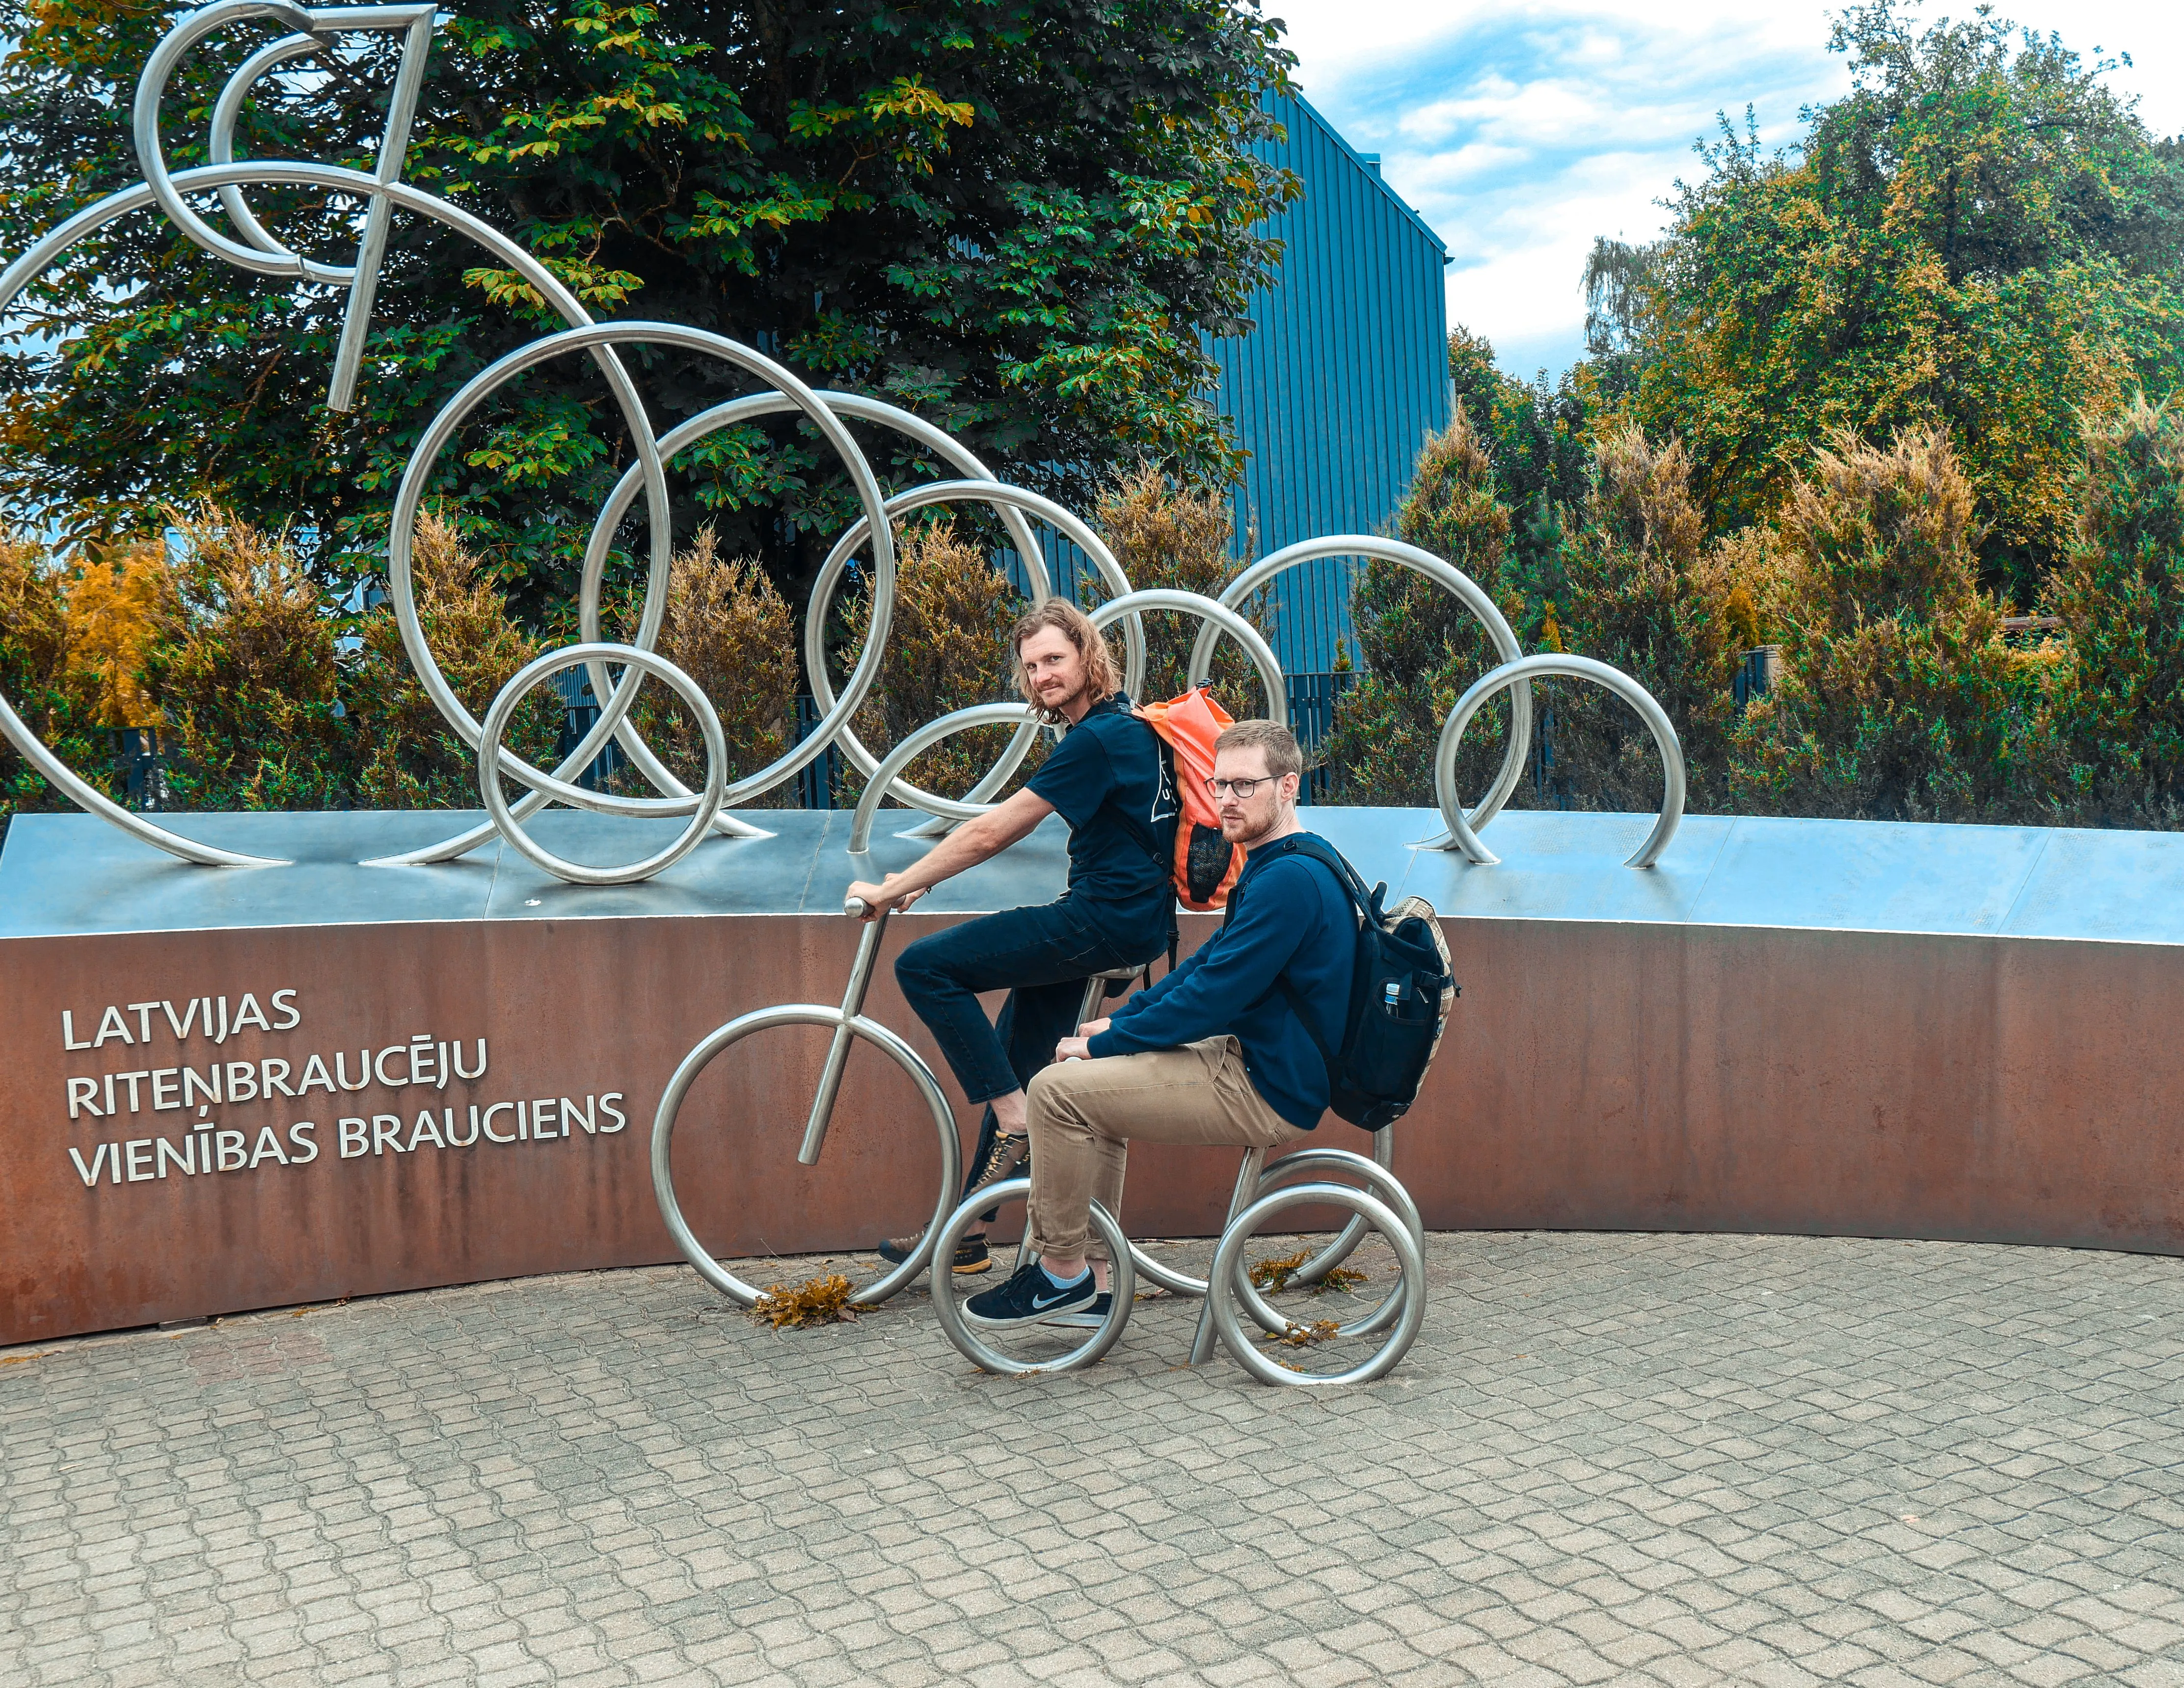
[3,1230,2181,1687]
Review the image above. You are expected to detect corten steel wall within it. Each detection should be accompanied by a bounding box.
[5,907,2181,1346]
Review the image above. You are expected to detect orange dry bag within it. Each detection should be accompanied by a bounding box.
[1133,686,1242,911]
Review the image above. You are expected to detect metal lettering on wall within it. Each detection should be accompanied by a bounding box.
[49,990,626,1191]
[0,2,1685,883]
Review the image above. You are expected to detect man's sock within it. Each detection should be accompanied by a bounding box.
[1041,1264,1090,1288]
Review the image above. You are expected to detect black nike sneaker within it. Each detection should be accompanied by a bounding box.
[1040,1292,1113,1330]
[964,1260,1096,1329]
[878,1231,990,1273]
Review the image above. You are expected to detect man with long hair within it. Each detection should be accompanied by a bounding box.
[846,599,1178,1274]
[966,720,1352,1333]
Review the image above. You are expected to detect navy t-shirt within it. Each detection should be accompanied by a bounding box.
[1025,692,1176,951]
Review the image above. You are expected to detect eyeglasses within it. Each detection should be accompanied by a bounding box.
[1205,775,1275,800]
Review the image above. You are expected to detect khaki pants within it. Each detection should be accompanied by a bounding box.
[1025,1037,1310,1259]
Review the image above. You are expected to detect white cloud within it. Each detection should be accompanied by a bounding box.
[1266,0,2184,379]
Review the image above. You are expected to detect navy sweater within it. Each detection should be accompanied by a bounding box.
[1086,831,1355,1128]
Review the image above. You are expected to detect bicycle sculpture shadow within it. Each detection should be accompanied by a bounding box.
[2,5,1691,1384]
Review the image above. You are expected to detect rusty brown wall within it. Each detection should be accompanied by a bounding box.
[4,911,2180,1345]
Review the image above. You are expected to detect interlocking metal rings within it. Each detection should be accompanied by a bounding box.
[1187,536,1532,839]
[2,2,1691,900]
[479,643,728,887]
[1208,1183,1428,1388]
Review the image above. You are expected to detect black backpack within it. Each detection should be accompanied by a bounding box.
[1249,836,1457,1130]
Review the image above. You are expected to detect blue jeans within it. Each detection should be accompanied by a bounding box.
[894,898,1166,1108]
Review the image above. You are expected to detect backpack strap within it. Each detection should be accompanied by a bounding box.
[1251,838,1373,1083]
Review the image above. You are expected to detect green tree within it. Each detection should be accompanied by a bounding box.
[345,511,561,808]
[1090,463,1268,718]
[1551,425,1745,812]
[1726,427,2047,820]
[1321,405,1524,807]
[2038,395,2184,821]
[0,0,1298,622]
[1632,2,2184,599]
[1444,325,1596,601]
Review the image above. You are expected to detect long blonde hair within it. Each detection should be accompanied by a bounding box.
[1009,599,1119,723]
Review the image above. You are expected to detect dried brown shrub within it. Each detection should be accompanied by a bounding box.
[1090,464,1268,716]
[842,516,1028,802]
[146,508,350,810]
[63,541,166,728]
[1548,424,1745,811]
[347,512,557,809]
[631,528,799,801]
[0,535,110,835]
[750,1273,860,1329]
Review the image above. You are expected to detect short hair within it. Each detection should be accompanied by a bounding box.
[1009,599,1119,721]
[1214,719,1304,782]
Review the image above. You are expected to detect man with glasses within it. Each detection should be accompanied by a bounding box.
[963,719,1358,1331]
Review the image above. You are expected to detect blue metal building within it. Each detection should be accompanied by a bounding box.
[1040,93,1451,676]
[1213,92,1451,672]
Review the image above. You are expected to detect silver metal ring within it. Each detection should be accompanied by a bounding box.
[1436,653,1687,868]
[479,643,727,887]
[576,394,1048,821]
[1271,1128,1401,1287]
[1209,1183,1426,1387]
[1230,1146,1423,1340]
[1090,588,1286,725]
[650,1003,963,1308]
[927,1176,1137,1376]
[804,478,1145,822]
[1192,536,1531,836]
[847,703,1040,853]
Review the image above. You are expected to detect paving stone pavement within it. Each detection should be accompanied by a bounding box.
[3,1230,2182,1688]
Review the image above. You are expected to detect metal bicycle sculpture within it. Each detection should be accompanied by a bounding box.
[5,7,1696,1379]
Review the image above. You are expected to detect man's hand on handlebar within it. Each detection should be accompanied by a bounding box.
[845,875,924,919]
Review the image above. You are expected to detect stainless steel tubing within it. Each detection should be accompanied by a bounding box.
[0,155,604,871]
[798,908,891,1166]
[805,479,1145,829]
[650,1001,962,1310]
[366,319,895,872]
[574,393,1046,833]
[1122,1131,1401,1303]
[1187,537,1533,843]
[1090,590,1287,727]
[477,643,728,886]
[1187,1149,1269,1363]
[1271,1127,1399,1288]
[1229,1146,1423,1341]
[1435,653,1687,868]
[1207,1184,1427,1387]
[927,1176,1137,1377]
[845,703,1040,854]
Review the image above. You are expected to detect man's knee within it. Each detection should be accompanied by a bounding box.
[893,933,951,999]
[1027,1061,1114,1142]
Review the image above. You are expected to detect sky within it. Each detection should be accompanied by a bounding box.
[1267,0,2184,382]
